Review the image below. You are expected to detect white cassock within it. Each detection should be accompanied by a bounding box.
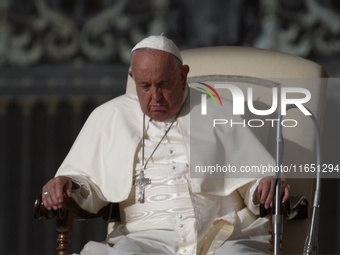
[56,87,275,255]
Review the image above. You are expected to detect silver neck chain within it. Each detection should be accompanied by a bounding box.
[141,92,189,170]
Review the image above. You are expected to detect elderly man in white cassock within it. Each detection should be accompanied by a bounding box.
[42,35,290,255]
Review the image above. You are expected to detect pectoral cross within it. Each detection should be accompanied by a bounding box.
[135,170,151,203]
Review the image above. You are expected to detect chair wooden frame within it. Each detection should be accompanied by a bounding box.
[34,192,120,255]
[33,192,309,255]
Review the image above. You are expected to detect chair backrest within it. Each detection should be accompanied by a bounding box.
[126,46,328,254]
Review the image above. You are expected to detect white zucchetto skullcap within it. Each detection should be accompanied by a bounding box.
[131,35,182,63]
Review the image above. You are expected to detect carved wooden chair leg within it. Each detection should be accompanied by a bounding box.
[56,211,73,255]
[34,192,74,255]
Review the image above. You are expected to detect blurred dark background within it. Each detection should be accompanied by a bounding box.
[0,0,340,254]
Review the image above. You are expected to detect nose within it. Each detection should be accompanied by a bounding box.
[151,86,163,101]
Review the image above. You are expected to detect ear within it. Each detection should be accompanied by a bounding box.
[129,70,133,79]
[180,65,190,88]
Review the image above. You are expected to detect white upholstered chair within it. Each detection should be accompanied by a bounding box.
[35,46,328,255]
[127,46,328,254]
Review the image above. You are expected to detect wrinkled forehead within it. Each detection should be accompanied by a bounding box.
[130,49,181,72]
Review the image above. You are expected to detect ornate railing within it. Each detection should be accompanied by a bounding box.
[1,0,340,68]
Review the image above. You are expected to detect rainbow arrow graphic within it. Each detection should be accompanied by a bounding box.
[197,82,223,106]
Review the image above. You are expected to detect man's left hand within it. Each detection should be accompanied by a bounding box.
[257,177,290,209]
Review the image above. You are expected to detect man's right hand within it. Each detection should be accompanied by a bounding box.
[42,176,73,211]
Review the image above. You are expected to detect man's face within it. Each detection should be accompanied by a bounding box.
[130,49,190,121]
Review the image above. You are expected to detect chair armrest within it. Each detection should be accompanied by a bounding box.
[259,196,309,220]
[33,192,120,221]
[33,192,120,255]
[33,191,68,221]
